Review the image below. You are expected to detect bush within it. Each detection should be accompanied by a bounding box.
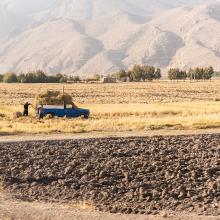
[92,74,101,81]
[3,72,18,83]
[214,72,220,77]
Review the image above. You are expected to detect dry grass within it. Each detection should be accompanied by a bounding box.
[0,102,220,134]
[0,81,220,134]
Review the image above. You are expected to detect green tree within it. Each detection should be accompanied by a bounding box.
[46,75,59,83]
[142,65,155,81]
[17,73,26,83]
[0,74,3,82]
[93,74,101,81]
[114,69,127,81]
[204,66,214,80]
[187,67,201,80]
[179,70,187,80]
[154,68,162,80]
[72,75,81,82]
[127,71,133,82]
[131,64,143,81]
[59,75,67,83]
[168,68,187,81]
[195,67,204,80]
[168,68,179,80]
[23,72,36,83]
[187,67,213,80]
[3,72,18,83]
[34,70,47,83]
[54,73,64,83]
[187,68,194,80]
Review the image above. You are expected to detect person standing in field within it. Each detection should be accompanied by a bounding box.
[23,102,32,116]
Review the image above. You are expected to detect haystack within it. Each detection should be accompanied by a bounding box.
[13,111,22,118]
[34,91,73,107]
[0,113,5,118]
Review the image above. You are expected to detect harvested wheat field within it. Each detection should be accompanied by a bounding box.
[0,81,220,105]
[0,81,220,134]
[1,134,220,219]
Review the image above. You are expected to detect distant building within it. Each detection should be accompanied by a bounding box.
[101,76,117,83]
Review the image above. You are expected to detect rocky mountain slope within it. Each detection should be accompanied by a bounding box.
[0,0,220,76]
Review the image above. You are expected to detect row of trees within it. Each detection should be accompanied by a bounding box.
[0,66,216,83]
[113,65,161,82]
[168,66,214,80]
[0,71,78,83]
[0,65,162,83]
[0,71,103,83]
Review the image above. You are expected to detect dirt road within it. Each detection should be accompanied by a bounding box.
[1,128,220,143]
[0,192,219,220]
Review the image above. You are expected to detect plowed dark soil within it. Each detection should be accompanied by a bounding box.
[0,134,220,216]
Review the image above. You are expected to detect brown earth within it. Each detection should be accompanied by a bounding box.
[1,192,220,220]
[0,134,220,218]
[1,192,219,220]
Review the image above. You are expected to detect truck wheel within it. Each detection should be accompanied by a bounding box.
[84,114,89,119]
[38,113,44,119]
[47,113,55,118]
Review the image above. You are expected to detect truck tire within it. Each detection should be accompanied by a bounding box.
[47,113,55,118]
[38,113,44,119]
[84,114,89,119]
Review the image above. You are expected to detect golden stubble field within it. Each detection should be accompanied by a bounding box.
[0,81,220,134]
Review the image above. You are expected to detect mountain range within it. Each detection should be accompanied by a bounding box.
[0,0,220,76]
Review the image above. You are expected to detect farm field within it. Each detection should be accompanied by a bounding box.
[0,81,220,134]
[1,81,220,220]
[1,134,220,219]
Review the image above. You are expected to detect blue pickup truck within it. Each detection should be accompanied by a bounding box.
[37,105,90,119]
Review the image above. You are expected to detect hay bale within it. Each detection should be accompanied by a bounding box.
[14,111,23,118]
[0,113,5,118]
[34,91,73,107]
